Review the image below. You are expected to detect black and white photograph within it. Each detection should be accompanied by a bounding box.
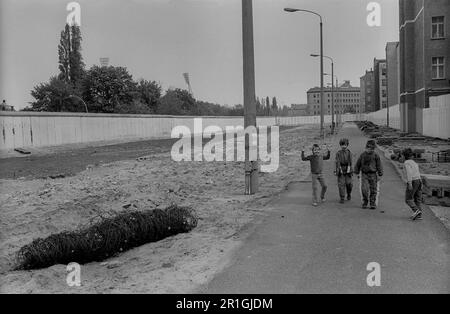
[0,0,449,298]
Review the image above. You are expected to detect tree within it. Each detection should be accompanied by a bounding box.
[135,79,162,113]
[58,24,85,88]
[156,91,186,115]
[272,97,278,113]
[29,76,83,112]
[82,66,137,113]
[256,97,264,116]
[265,96,271,116]
[69,25,85,88]
[157,88,197,115]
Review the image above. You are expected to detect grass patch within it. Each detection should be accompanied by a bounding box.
[14,205,197,270]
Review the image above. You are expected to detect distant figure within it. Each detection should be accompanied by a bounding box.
[403,148,423,221]
[302,144,331,207]
[354,140,383,210]
[335,138,353,204]
[1,100,14,111]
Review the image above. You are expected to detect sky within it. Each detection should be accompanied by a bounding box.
[0,0,399,110]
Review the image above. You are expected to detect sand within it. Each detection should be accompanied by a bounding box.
[0,125,327,293]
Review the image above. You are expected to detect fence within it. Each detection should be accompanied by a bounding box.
[364,104,401,130]
[422,94,450,139]
[363,94,450,139]
[0,112,360,150]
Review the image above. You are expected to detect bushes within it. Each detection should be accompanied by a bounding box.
[15,205,197,271]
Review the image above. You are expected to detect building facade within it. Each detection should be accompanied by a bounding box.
[399,0,450,133]
[289,104,310,116]
[373,58,387,111]
[386,42,400,110]
[307,81,361,116]
[360,70,375,113]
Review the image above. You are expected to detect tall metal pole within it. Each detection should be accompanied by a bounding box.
[336,77,340,126]
[242,0,258,195]
[320,21,324,139]
[331,61,334,134]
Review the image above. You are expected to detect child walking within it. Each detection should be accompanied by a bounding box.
[302,144,331,206]
[403,148,423,220]
[354,140,383,210]
[335,138,353,204]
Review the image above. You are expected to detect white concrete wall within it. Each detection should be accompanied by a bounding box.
[364,94,450,139]
[0,112,361,150]
[364,104,401,130]
[423,94,450,139]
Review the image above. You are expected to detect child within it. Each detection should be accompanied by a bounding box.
[335,138,353,204]
[354,140,383,210]
[302,144,331,206]
[403,148,423,220]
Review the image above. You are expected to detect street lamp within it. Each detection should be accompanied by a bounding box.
[312,54,335,133]
[284,7,324,139]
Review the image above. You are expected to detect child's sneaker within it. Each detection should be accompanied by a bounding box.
[410,210,422,221]
[416,213,423,220]
[340,199,345,204]
[312,202,318,207]
[370,205,377,210]
[362,203,369,209]
[321,198,326,203]
[347,194,352,201]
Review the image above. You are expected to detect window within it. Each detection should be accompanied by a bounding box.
[432,16,445,39]
[432,57,445,79]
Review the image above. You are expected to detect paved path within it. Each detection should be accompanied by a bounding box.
[199,123,450,294]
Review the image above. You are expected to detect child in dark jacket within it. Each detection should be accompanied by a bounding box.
[354,140,383,210]
[302,144,331,206]
[335,138,353,203]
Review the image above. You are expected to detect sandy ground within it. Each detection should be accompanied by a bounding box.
[0,125,329,293]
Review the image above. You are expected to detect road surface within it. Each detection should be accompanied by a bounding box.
[199,123,450,294]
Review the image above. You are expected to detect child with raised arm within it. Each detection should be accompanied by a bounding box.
[302,144,331,206]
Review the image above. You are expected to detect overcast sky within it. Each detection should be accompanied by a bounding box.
[0,0,399,110]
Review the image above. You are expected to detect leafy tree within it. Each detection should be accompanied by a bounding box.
[69,25,85,87]
[82,66,137,113]
[135,79,162,113]
[115,100,152,114]
[265,96,271,116]
[156,91,186,115]
[272,97,278,113]
[256,97,264,116]
[58,24,85,88]
[157,88,197,115]
[29,76,84,112]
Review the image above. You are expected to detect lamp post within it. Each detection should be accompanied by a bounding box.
[312,54,334,133]
[242,0,258,195]
[284,8,324,139]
